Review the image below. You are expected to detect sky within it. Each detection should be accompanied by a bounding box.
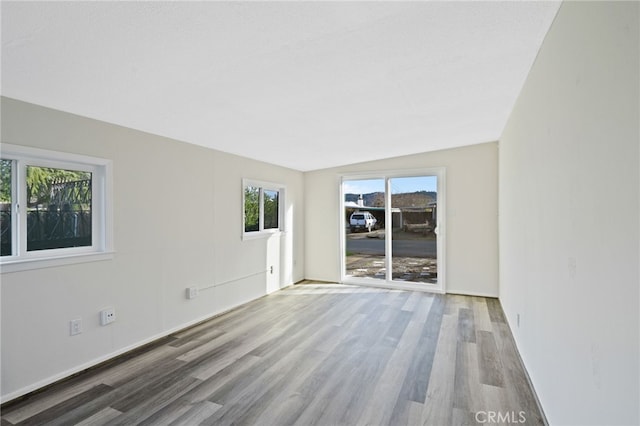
[343,176,437,195]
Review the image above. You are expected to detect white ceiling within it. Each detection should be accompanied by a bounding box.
[1,1,560,172]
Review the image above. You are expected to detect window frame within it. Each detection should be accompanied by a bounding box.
[0,144,113,273]
[242,179,285,240]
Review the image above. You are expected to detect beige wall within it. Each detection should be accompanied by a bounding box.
[499,2,639,424]
[0,97,305,401]
[304,142,499,297]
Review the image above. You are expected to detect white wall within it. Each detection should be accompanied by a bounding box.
[0,97,305,401]
[499,2,639,425]
[305,142,498,297]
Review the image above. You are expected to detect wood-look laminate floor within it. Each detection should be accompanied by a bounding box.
[1,283,544,426]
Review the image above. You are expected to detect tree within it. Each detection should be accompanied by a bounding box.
[244,186,259,232]
[26,166,90,207]
[0,160,11,203]
[1,161,91,206]
[263,191,279,229]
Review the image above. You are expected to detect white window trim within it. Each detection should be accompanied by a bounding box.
[0,143,114,273]
[242,178,285,240]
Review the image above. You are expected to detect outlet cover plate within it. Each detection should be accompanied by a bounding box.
[100,308,116,326]
[70,318,82,336]
[186,287,198,299]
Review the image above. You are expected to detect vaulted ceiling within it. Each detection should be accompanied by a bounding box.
[2,1,561,171]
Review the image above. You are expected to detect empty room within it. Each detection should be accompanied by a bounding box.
[1,1,638,425]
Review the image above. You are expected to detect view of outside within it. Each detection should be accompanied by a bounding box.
[344,176,437,284]
[263,190,279,230]
[0,159,12,256]
[390,176,437,284]
[0,161,92,255]
[244,186,280,232]
[244,186,260,232]
[345,178,386,281]
[26,166,92,251]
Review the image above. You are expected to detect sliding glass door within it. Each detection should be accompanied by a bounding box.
[342,170,444,292]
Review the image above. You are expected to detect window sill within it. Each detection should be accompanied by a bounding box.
[242,230,284,241]
[0,251,115,274]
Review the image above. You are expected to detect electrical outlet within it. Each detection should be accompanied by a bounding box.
[70,318,82,336]
[186,287,198,299]
[100,308,116,326]
[517,313,521,328]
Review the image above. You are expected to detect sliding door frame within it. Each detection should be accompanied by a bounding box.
[339,167,446,294]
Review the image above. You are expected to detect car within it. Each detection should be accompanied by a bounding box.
[350,211,377,232]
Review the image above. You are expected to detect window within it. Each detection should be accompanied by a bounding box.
[1,144,113,272]
[243,179,284,239]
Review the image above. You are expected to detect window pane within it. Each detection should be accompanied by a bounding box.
[344,179,385,280]
[244,186,260,232]
[390,176,438,284]
[0,159,12,256]
[26,166,92,251]
[263,190,279,230]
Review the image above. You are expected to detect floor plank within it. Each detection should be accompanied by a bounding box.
[1,283,545,425]
[16,384,114,426]
[421,312,458,425]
